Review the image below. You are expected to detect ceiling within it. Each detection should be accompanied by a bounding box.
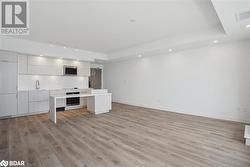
[10,0,250,61]
[19,0,223,53]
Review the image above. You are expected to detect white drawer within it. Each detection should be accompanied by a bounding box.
[50,90,65,96]
[29,90,49,102]
[29,101,49,113]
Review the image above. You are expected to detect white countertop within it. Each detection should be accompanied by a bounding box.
[51,93,93,99]
[18,88,91,92]
[50,93,111,99]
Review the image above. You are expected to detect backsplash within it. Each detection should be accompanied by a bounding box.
[18,75,88,91]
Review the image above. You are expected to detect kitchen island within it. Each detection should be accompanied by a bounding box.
[49,89,111,124]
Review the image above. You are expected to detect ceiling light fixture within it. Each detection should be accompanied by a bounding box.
[246,24,250,28]
[137,54,142,58]
[63,46,66,49]
[40,54,43,56]
[130,19,136,23]
[168,49,173,52]
[213,40,218,44]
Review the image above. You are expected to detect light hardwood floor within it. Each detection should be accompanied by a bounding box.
[0,103,250,167]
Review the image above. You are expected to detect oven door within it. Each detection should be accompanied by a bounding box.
[66,92,80,106]
[66,97,80,106]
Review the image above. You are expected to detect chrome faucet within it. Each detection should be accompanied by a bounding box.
[35,80,40,89]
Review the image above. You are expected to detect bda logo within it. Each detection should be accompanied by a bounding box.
[0,160,8,167]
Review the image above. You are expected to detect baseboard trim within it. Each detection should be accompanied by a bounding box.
[112,102,250,124]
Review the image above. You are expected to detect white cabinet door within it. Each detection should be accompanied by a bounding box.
[29,90,49,102]
[29,101,49,113]
[28,65,62,75]
[18,91,29,115]
[27,56,62,75]
[0,94,17,117]
[78,62,90,76]
[0,62,17,94]
[78,68,90,76]
[79,62,90,69]
[0,52,17,62]
[18,55,28,74]
[28,90,49,114]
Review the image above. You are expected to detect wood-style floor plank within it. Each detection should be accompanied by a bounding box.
[0,103,249,167]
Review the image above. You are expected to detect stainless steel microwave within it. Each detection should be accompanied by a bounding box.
[64,66,77,75]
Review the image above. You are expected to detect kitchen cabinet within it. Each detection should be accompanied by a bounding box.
[28,90,49,114]
[87,93,112,114]
[18,55,90,76]
[29,90,49,102]
[18,91,29,115]
[17,90,50,115]
[0,51,17,62]
[0,53,17,118]
[0,62,17,94]
[78,62,90,76]
[28,65,62,75]
[29,101,49,114]
[78,68,90,76]
[27,56,62,76]
[18,55,28,74]
[0,94,17,117]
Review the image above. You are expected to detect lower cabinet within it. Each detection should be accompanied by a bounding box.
[29,101,49,114]
[17,90,50,116]
[17,91,29,115]
[0,94,17,117]
[28,90,49,114]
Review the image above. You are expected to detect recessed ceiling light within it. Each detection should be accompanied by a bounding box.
[130,19,136,23]
[63,46,66,49]
[213,40,218,44]
[246,24,250,28]
[40,54,43,56]
[168,49,173,52]
[137,54,142,58]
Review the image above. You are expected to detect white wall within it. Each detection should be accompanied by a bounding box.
[104,40,250,123]
[18,75,88,91]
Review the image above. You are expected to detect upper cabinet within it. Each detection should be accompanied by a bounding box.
[28,56,63,75]
[77,62,91,76]
[0,51,17,62]
[18,55,90,76]
[18,55,28,74]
